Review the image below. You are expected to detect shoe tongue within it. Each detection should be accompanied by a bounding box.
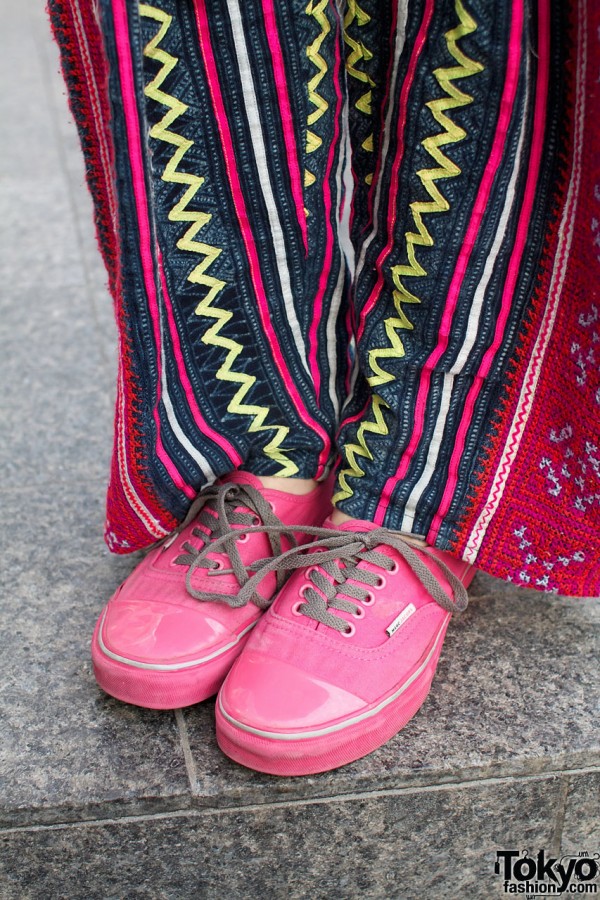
[322,515,380,534]
[217,470,264,492]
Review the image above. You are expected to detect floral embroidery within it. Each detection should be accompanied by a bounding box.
[511,526,585,593]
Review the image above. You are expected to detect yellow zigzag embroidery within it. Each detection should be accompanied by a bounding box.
[141,4,298,476]
[368,0,483,388]
[344,1,375,183]
[332,395,390,505]
[333,0,483,504]
[344,1,375,114]
[304,0,331,188]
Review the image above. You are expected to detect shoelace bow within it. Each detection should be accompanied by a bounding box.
[161,482,299,608]
[197,524,469,631]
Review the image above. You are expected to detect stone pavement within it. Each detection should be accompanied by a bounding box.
[0,2,598,898]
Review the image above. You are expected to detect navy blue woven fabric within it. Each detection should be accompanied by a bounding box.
[102,0,563,536]
[52,0,594,592]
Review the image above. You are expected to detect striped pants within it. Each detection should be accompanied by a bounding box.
[49,0,600,596]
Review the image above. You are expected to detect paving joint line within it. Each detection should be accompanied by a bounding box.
[2,764,598,836]
[174,709,199,796]
[549,773,571,857]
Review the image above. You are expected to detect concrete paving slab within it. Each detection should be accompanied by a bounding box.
[0,401,110,489]
[0,776,566,900]
[0,486,190,829]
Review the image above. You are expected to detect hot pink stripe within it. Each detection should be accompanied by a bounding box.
[374,0,525,525]
[308,24,343,401]
[426,0,550,544]
[261,0,308,255]
[157,256,243,465]
[356,0,435,342]
[112,0,195,499]
[193,0,331,473]
[71,8,158,532]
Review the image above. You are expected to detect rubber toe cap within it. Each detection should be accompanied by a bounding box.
[220,650,366,732]
[99,598,234,666]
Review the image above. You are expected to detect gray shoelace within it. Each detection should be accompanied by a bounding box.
[216,526,469,633]
[162,482,299,608]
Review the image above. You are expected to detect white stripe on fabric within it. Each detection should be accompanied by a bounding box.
[354,0,409,283]
[400,374,454,532]
[340,81,355,272]
[160,373,216,481]
[325,84,352,419]
[158,299,216,481]
[463,0,588,562]
[227,0,309,373]
[326,263,346,419]
[399,59,531,532]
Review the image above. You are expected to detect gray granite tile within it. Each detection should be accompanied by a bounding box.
[561,771,600,853]
[0,285,111,384]
[0,4,119,488]
[0,3,65,183]
[181,574,600,808]
[0,278,115,488]
[37,21,122,360]
[0,177,88,292]
[31,0,126,367]
[6,486,139,594]
[0,775,563,899]
[0,14,100,300]
[0,381,112,490]
[0,487,190,827]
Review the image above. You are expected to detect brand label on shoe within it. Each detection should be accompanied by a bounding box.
[386,603,416,637]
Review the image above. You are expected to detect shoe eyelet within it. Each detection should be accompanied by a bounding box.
[212,559,224,571]
[268,502,275,512]
[341,622,356,638]
[238,533,249,543]
[389,560,400,575]
[169,547,185,566]
[375,574,387,589]
[352,606,365,619]
[299,582,313,599]
[252,516,261,525]
[291,601,305,616]
[362,591,375,606]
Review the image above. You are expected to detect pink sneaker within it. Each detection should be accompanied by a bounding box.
[91,472,331,709]
[216,517,474,775]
